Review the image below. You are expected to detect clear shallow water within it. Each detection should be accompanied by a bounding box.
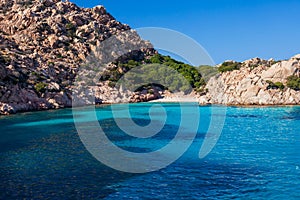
[0,104,300,199]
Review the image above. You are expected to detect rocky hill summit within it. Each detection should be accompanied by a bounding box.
[0,0,155,114]
[199,54,300,105]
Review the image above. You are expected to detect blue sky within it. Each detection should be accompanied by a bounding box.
[72,0,300,64]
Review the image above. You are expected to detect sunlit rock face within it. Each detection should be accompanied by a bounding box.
[0,0,155,114]
[200,55,300,105]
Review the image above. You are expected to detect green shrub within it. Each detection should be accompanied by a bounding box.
[48,62,54,66]
[76,77,82,82]
[266,80,285,90]
[127,60,140,66]
[34,82,48,93]
[269,60,280,66]
[108,81,116,88]
[66,23,76,38]
[149,54,164,64]
[0,54,11,64]
[31,71,42,80]
[195,87,208,94]
[274,82,285,90]
[249,64,259,70]
[0,54,5,63]
[57,54,63,59]
[198,65,218,82]
[287,75,300,91]
[148,89,154,94]
[218,61,242,73]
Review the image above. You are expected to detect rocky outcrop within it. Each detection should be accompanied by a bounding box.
[0,0,155,114]
[199,55,300,105]
[130,86,162,103]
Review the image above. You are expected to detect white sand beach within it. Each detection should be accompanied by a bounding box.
[149,92,199,103]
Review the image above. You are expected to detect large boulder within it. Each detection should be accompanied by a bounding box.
[0,103,15,115]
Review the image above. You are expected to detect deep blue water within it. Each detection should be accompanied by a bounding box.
[0,104,300,199]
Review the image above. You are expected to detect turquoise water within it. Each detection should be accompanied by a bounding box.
[0,104,300,199]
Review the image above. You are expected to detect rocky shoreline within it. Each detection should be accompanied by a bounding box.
[199,54,300,106]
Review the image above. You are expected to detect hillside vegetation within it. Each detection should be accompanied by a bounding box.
[198,65,218,82]
[101,54,206,93]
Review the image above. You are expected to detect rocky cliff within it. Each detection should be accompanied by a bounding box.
[199,55,300,105]
[0,0,155,114]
